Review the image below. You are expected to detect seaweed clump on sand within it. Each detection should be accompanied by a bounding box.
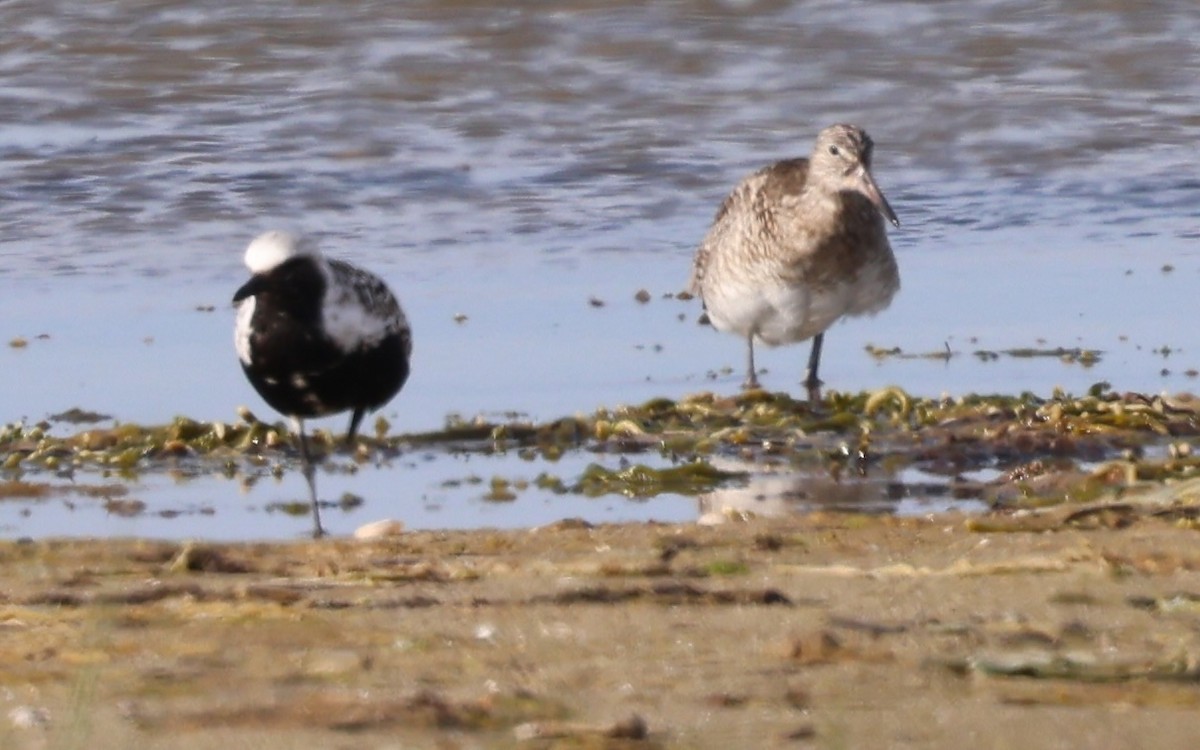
[2,387,1200,509]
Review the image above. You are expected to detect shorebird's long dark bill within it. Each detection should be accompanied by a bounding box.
[232,275,265,305]
[859,169,900,228]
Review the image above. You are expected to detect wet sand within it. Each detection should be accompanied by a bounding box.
[4,509,1200,749]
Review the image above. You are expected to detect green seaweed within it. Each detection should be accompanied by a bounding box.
[5,387,1200,509]
[574,461,743,499]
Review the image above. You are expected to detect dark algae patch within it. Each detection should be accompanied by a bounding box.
[4,387,1200,516]
[574,461,741,499]
[866,343,1105,367]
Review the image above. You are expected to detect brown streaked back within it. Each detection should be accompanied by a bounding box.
[689,157,811,295]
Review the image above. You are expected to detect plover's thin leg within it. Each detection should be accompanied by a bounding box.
[743,337,760,390]
[803,333,824,403]
[346,407,366,446]
[292,417,325,538]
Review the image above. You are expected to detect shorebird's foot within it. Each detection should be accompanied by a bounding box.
[298,448,326,538]
[804,378,823,405]
[304,493,327,537]
[742,374,762,391]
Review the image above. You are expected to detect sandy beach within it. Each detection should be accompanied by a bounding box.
[3,506,1200,749]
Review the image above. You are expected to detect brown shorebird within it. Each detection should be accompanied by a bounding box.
[688,124,900,401]
[234,230,412,537]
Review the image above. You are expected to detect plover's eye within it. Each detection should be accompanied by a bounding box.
[828,145,840,156]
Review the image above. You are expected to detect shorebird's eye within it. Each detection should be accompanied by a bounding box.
[828,145,840,156]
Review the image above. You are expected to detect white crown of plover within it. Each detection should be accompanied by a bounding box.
[233,230,412,537]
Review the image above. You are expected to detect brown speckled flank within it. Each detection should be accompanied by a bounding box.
[689,124,901,401]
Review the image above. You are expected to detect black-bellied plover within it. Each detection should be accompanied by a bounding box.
[688,124,900,401]
[233,230,412,537]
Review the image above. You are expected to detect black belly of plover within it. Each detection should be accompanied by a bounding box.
[233,230,412,536]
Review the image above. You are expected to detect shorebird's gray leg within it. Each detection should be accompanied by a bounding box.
[803,333,825,403]
[293,417,326,538]
[346,407,366,446]
[743,336,760,390]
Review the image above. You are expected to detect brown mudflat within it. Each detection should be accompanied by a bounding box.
[3,510,1200,749]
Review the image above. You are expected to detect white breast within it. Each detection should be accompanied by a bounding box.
[234,297,256,365]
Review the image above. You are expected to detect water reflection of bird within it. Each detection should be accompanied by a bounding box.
[233,230,412,537]
[695,457,899,525]
[688,124,901,400]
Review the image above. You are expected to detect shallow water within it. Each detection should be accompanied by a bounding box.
[2,1,1198,538]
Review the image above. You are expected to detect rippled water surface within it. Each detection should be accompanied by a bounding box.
[2,0,1198,538]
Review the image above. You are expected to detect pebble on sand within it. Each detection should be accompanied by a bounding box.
[354,518,407,540]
